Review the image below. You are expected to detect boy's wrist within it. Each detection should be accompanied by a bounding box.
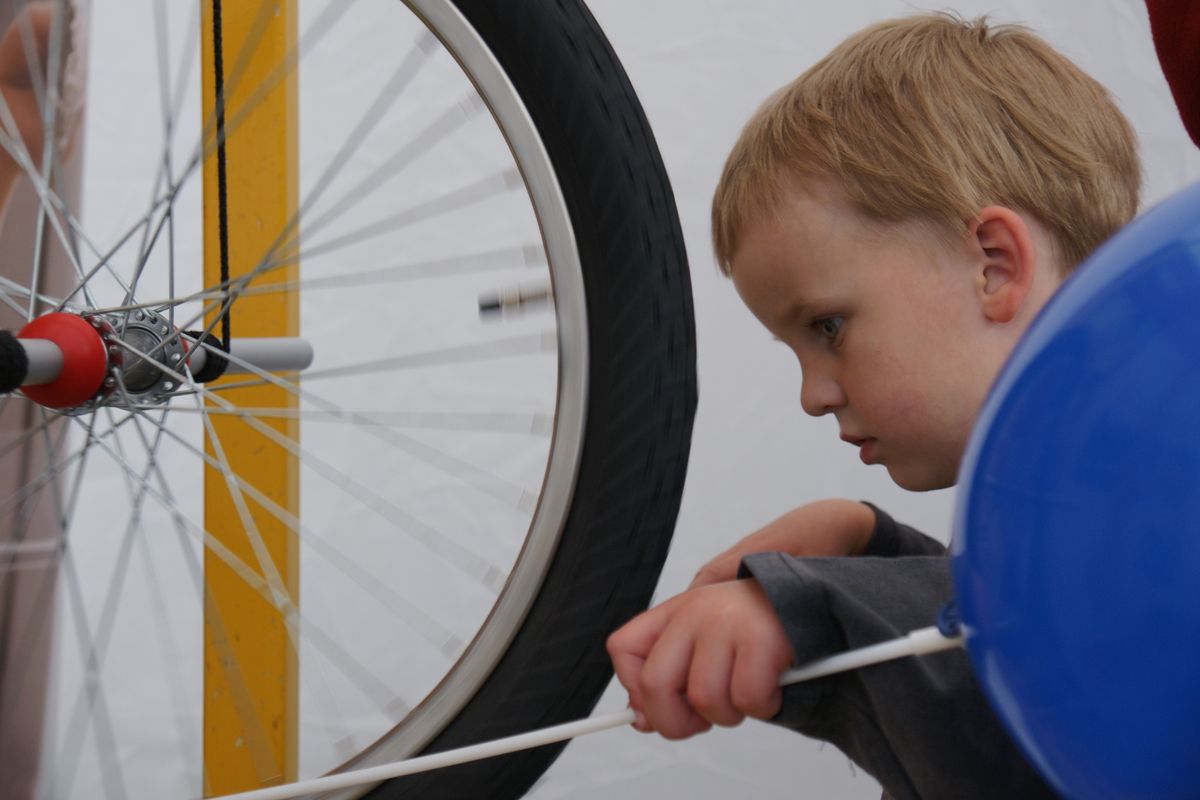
[858,501,893,556]
[858,502,947,557]
[844,500,878,555]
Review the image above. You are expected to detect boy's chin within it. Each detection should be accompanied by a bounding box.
[885,462,956,492]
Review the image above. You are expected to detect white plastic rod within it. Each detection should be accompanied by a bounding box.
[208,626,963,800]
[781,625,962,686]
[15,336,313,387]
[17,339,64,385]
[187,337,314,376]
[209,710,638,800]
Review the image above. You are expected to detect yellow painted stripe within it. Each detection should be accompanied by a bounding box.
[201,1,299,794]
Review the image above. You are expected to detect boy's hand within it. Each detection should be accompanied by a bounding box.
[689,499,876,588]
[606,579,793,740]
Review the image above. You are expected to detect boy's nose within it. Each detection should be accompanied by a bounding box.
[799,372,845,417]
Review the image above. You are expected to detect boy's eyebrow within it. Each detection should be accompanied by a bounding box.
[787,300,813,318]
[781,298,823,322]
[761,301,815,337]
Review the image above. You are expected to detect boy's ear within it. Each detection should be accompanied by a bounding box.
[970,206,1038,324]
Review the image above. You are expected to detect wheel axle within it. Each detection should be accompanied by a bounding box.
[1,312,313,412]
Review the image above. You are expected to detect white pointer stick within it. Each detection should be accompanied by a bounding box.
[209,626,963,800]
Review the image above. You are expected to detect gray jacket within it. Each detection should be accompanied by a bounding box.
[739,505,1058,800]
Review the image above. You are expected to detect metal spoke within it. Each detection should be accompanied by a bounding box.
[299,167,522,263]
[187,393,415,718]
[299,94,483,244]
[301,599,359,762]
[167,2,200,145]
[190,389,295,620]
[52,388,265,795]
[185,352,506,585]
[142,0,353,257]
[0,0,583,792]
[142,0,194,332]
[0,123,98,310]
[0,546,60,765]
[10,0,48,109]
[0,284,28,316]
[0,407,97,565]
[109,380,173,540]
[133,532,199,785]
[53,526,142,797]
[0,404,55,464]
[265,29,437,266]
[25,0,69,320]
[184,334,543,511]
[61,407,415,735]
[55,407,100,540]
[117,16,448,332]
[127,406,276,791]
[51,553,130,800]
[125,23,444,345]
[122,176,185,310]
[0,409,139,527]
[152,0,173,138]
[48,194,148,312]
[32,406,71,534]
[113,404,464,657]
[305,329,554,381]
[82,242,544,317]
[115,338,507,586]
[0,274,73,312]
[201,589,284,784]
[141,405,552,436]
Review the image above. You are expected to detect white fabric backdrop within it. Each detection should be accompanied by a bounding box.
[66,1,1200,797]
[527,2,1200,798]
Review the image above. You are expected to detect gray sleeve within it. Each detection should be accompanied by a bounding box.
[860,502,947,557]
[737,553,1058,800]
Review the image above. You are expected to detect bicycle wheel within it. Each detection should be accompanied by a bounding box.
[0,1,694,798]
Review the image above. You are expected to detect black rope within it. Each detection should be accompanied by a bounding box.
[211,0,232,371]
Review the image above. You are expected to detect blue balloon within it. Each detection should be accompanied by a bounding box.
[953,181,1200,798]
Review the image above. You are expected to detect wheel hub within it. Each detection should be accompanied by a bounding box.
[17,310,189,413]
[109,310,188,399]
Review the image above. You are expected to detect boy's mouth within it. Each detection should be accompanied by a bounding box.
[841,434,878,463]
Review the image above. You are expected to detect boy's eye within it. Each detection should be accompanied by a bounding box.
[813,316,844,342]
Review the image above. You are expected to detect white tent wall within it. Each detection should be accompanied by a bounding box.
[70,1,1200,798]
[528,2,1200,798]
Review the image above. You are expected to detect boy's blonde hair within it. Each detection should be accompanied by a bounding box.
[712,13,1141,274]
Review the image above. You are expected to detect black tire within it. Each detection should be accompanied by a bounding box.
[367,1,696,797]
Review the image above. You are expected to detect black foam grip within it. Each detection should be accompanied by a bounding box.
[185,331,229,383]
[0,330,29,393]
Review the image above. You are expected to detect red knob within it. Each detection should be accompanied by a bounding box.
[18,313,109,409]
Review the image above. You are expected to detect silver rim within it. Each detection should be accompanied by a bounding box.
[337,0,590,784]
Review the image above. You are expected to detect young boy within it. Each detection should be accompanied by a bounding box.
[608,12,1141,798]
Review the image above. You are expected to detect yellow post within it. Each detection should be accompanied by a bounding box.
[200,1,299,794]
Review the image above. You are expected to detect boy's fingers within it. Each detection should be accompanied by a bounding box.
[682,710,714,738]
[687,554,735,589]
[724,652,782,719]
[687,635,741,727]
[637,621,700,739]
[730,637,789,720]
[607,594,686,713]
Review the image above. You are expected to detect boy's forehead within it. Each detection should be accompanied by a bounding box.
[735,182,877,269]
[730,213,838,320]
[730,184,972,319]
